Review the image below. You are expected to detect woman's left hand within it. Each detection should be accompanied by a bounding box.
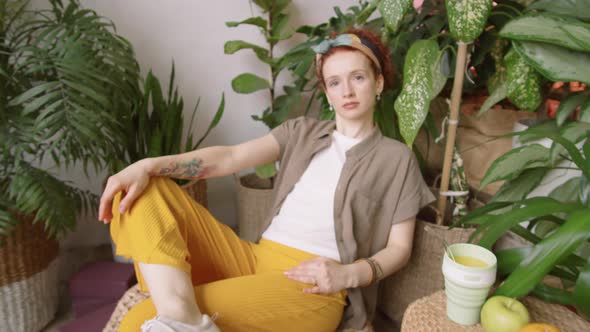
[284,257,352,294]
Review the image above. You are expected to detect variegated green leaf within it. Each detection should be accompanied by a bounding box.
[513,41,590,85]
[527,0,590,22]
[556,93,588,126]
[500,14,590,53]
[446,0,493,43]
[505,48,542,111]
[378,0,412,33]
[480,144,551,189]
[394,40,439,146]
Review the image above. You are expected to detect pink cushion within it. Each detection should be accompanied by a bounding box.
[69,261,136,300]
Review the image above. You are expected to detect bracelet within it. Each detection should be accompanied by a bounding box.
[355,258,376,288]
[367,257,384,281]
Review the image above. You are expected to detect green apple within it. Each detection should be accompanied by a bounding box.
[480,296,530,332]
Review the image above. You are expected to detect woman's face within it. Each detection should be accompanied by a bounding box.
[322,50,384,122]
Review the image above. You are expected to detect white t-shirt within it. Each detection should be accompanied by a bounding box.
[261,130,361,261]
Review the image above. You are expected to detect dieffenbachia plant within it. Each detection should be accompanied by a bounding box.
[479,4,590,117]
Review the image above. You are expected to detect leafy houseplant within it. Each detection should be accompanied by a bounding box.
[456,121,590,319]
[0,0,140,329]
[0,0,140,239]
[225,0,307,179]
[114,62,226,183]
[454,0,590,319]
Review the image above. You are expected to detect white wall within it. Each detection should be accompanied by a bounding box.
[28,0,359,248]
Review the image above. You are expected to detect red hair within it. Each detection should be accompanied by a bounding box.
[316,28,395,90]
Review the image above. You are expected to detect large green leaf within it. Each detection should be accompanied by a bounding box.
[445,0,493,43]
[491,167,548,202]
[556,93,588,126]
[225,16,267,30]
[494,209,590,298]
[573,259,590,319]
[496,246,577,282]
[467,197,582,249]
[194,93,225,150]
[527,0,590,22]
[231,73,270,94]
[378,0,412,33]
[356,0,379,25]
[480,144,551,189]
[224,40,269,63]
[505,48,542,112]
[550,177,586,204]
[394,40,439,147]
[549,121,590,164]
[513,41,590,85]
[478,76,508,115]
[500,14,590,53]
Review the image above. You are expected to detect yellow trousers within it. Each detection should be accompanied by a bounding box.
[110,177,346,332]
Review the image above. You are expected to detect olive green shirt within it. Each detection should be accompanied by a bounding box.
[263,116,435,329]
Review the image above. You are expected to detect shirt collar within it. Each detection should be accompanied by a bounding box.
[313,120,383,161]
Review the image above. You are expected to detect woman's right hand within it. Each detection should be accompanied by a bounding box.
[98,159,152,224]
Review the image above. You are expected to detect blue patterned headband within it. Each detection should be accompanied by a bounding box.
[312,33,383,72]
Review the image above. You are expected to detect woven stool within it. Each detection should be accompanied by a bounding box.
[104,284,374,332]
[401,290,590,332]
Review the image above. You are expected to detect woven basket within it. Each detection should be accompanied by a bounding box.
[234,173,273,242]
[378,219,475,323]
[104,284,374,332]
[0,214,60,332]
[401,290,590,332]
[181,179,208,208]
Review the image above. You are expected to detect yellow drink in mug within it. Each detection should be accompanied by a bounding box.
[453,255,488,268]
[442,243,497,325]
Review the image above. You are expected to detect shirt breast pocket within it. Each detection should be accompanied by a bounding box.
[350,190,381,245]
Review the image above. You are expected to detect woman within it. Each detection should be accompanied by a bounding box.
[99,29,434,332]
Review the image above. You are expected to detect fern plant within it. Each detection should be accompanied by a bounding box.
[0,0,141,240]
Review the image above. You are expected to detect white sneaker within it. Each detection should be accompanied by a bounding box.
[141,314,220,332]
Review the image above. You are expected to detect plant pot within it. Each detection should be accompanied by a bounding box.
[415,97,537,195]
[234,173,273,242]
[0,214,60,332]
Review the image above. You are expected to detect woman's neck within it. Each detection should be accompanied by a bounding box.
[335,116,375,140]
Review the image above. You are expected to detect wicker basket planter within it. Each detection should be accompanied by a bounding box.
[0,214,60,332]
[234,173,273,242]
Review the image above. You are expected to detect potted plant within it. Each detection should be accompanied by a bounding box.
[113,62,225,199]
[0,0,141,330]
[106,63,225,261]
[455,0,590,321]
[225,0,310,241]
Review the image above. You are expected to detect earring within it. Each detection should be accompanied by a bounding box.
[376,93,381,101]
[329,104,334,111]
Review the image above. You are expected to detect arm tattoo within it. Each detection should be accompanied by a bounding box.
[157,158,208,179]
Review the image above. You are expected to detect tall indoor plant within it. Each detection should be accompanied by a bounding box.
[0,0,140,330]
